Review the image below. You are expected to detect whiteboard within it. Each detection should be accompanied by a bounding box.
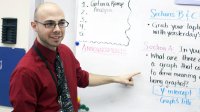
[75,0,200,112]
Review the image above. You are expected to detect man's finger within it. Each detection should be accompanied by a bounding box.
[132,72,141,77]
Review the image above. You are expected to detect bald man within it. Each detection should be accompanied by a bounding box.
[9,2,140,112]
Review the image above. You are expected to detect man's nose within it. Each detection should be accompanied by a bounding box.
[53,24,61,32]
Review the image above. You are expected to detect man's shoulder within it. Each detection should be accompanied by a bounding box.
[58,44,77,61]
[59,44,70,50]
[59,44,74,54]
[14,48,40,71]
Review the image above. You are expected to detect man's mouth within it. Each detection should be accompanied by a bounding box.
[51,35,62,39]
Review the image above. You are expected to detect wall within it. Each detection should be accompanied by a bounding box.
[0,0,36,51]
[28,0,43,49]
[0,0,76,51]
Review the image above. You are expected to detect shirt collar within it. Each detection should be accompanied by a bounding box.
[34,39,57,64]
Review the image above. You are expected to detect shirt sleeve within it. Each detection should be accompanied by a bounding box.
[10,68,38,112]
[75,59,89,88]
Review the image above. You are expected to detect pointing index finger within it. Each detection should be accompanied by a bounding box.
[132,72,141,77]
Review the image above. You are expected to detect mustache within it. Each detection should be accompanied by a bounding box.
[51,32,63,37]
[52,32,62,35]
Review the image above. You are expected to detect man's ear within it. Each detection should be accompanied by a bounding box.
[31,21,37,31]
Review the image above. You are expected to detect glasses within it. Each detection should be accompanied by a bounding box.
[35,20,69,29]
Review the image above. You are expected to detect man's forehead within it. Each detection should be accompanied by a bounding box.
[37,4,61,14]
[43,19,66,23]
[35,3,64,21]
[38,2,59,10]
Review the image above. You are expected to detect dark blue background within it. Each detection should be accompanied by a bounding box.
[0,47,25,106]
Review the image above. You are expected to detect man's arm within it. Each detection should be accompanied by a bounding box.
[10,70,37,112]
[88,72,140,86]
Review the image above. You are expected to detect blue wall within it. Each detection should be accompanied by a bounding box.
[0,47,25,106]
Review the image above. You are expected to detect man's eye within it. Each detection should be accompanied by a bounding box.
[45,22,55,27]
[58,22,65,26]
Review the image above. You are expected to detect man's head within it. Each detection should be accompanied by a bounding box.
[31,2,68,51]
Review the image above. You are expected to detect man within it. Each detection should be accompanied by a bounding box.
[9,2,140,112]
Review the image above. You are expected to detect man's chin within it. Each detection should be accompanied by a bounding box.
[52,43,60,47]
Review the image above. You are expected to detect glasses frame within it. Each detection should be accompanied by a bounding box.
[34,20,69,29]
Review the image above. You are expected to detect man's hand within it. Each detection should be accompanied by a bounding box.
[116,72,141,86]
[89,72,141,86]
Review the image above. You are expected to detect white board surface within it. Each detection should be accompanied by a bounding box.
[75,0,200,112]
